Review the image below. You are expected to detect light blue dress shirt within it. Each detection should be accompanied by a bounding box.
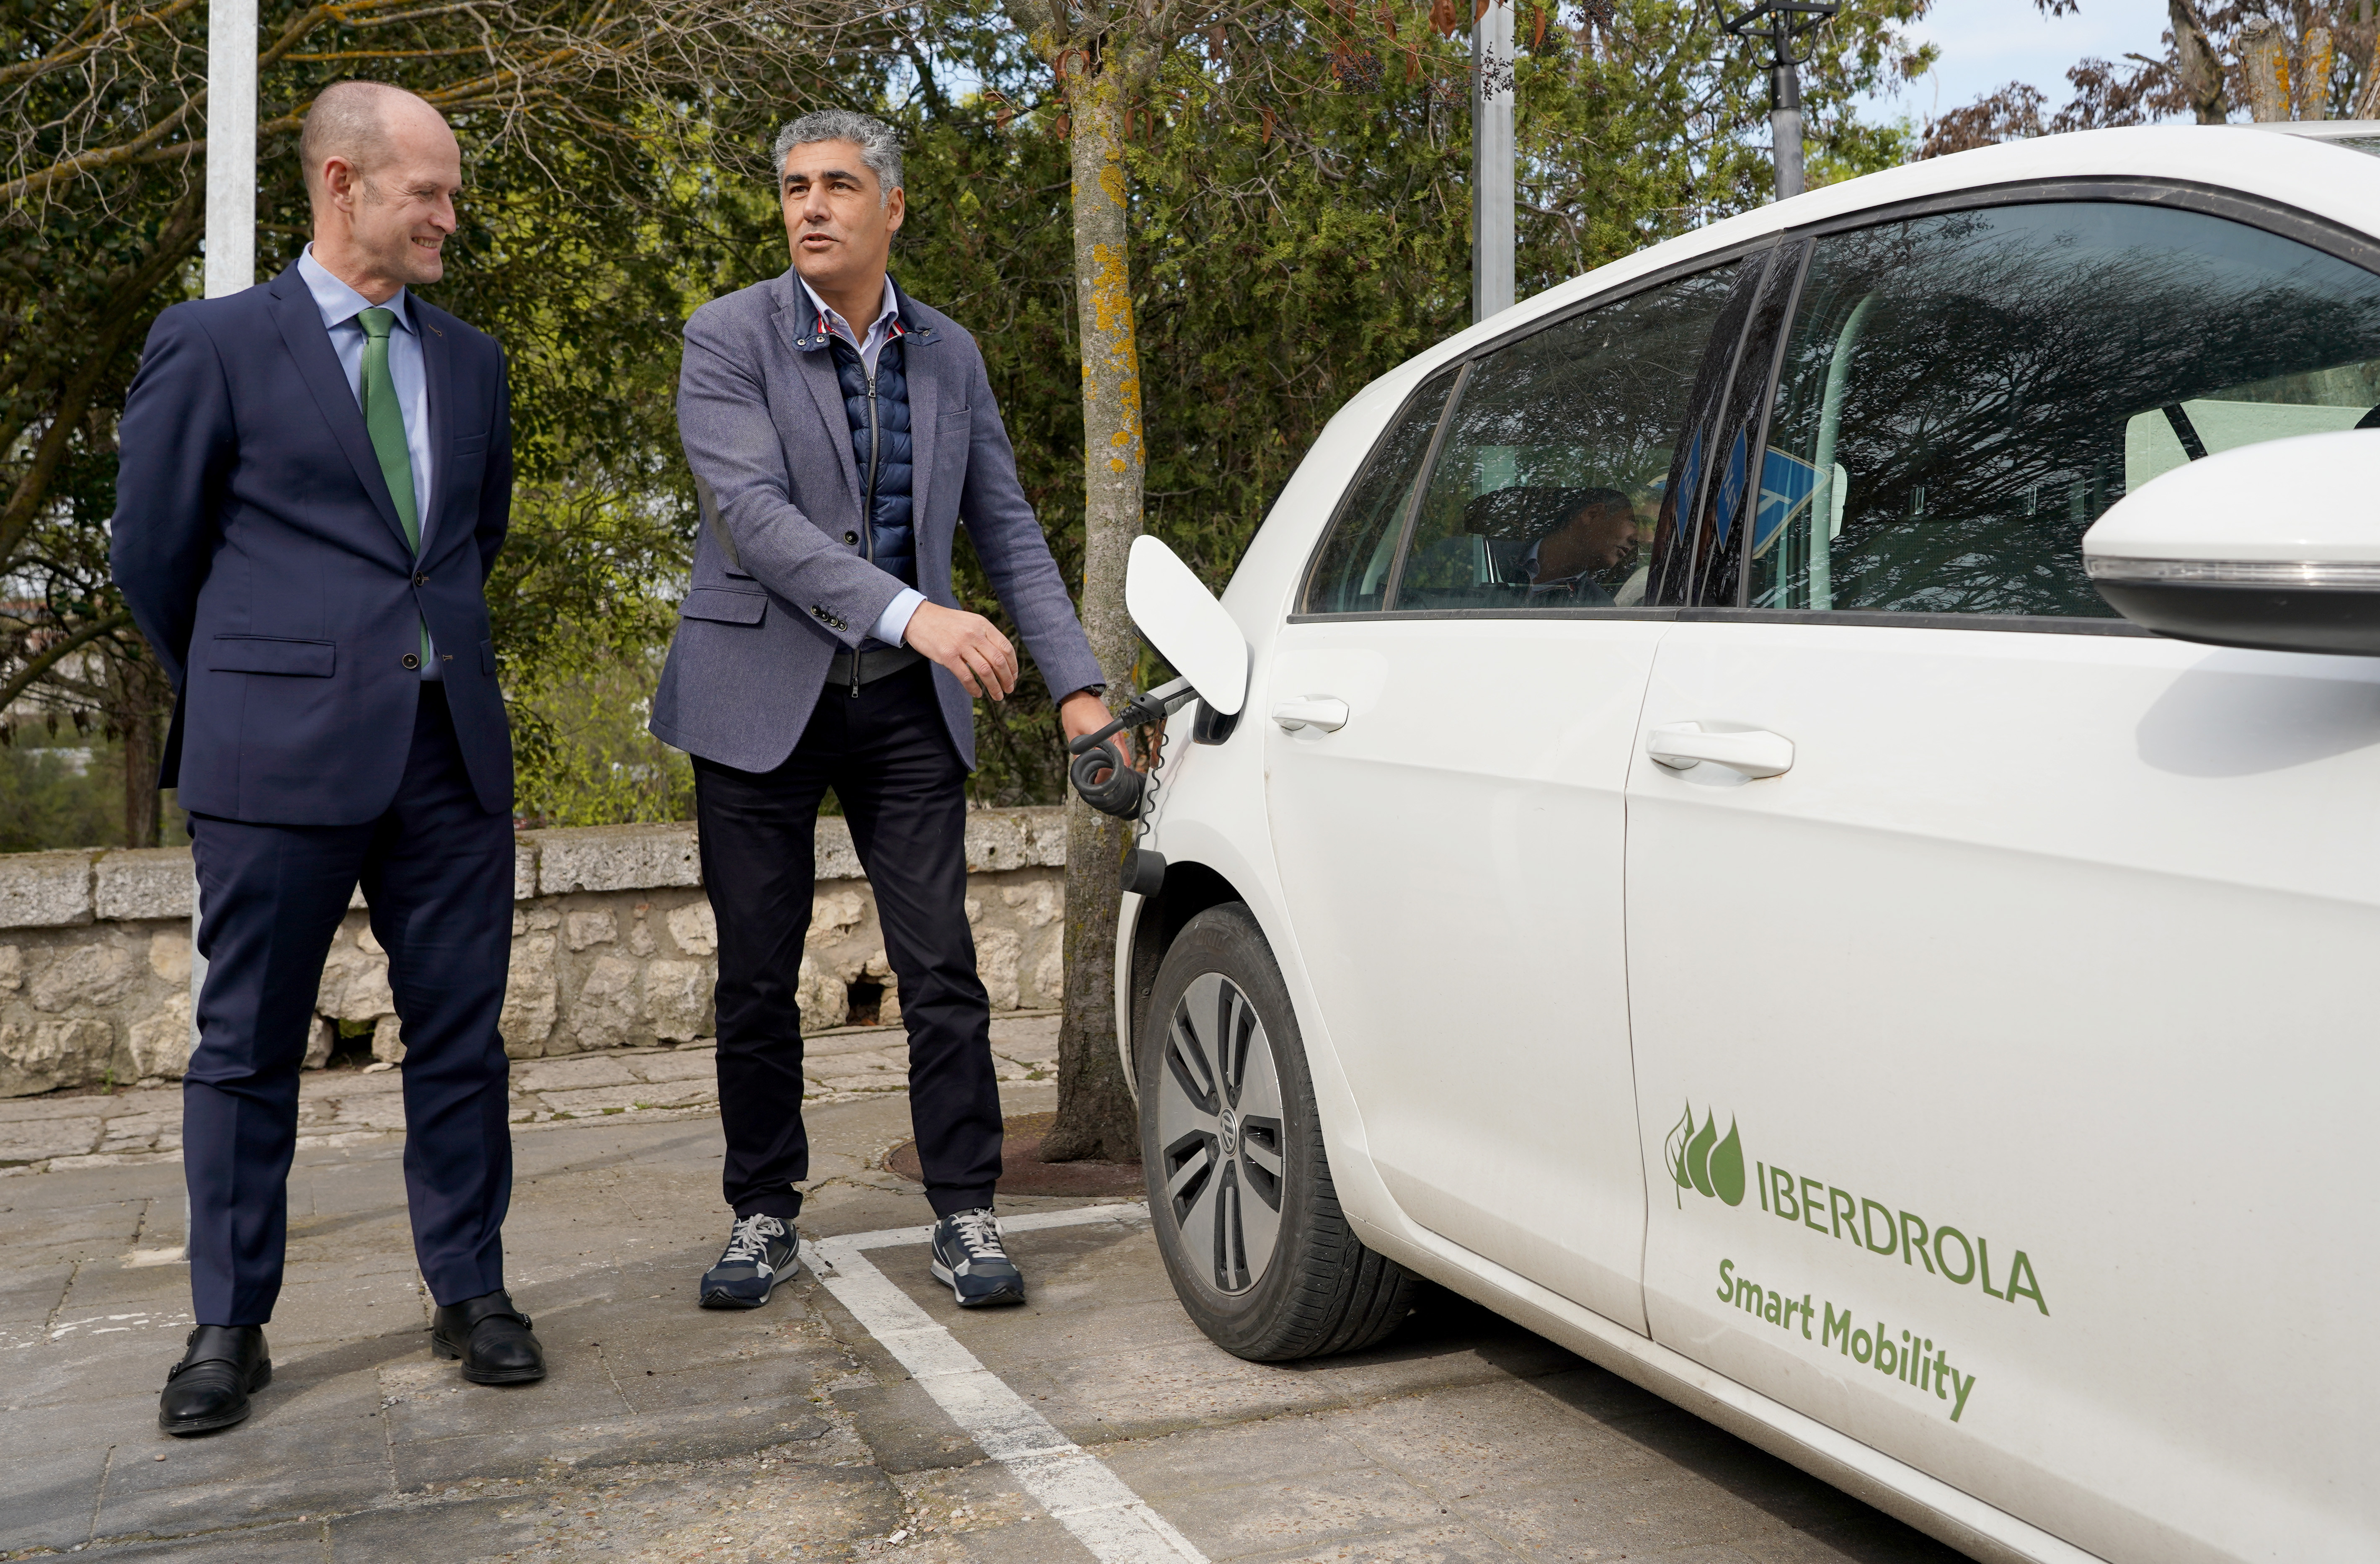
[799,272,922,648]
[297,245,441,679]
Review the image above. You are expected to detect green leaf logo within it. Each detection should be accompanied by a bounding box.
[1709,1118,1745,1207]
[1665,1101,1697,1207]
[1667,1101,1747,1208]
[1686,1112,1719,1197]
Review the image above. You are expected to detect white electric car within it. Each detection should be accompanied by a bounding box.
[1105,124,2380,1564]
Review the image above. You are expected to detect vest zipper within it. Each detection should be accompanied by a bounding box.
[854,358,883,698]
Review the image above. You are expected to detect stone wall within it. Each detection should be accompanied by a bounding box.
[0,809,1068,1098]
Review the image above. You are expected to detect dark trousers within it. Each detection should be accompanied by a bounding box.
[696,662,1001,1222]
[183,685,516,1326]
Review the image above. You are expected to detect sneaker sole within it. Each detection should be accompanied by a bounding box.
[699,1270,787,1310]
[930,1257,1026,1308]
[158,1359,271,1436]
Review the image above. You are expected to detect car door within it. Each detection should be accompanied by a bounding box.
[1625,196,2380,1562]
[1260,257,1761,1328]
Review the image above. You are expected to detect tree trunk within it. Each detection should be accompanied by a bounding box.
[107,635,172,848]
[1041,52,1148,1165]
[2168,0,2228,124]
[2241,15,2290,122]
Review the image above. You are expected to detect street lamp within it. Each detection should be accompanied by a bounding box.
[1722,0,1836,201]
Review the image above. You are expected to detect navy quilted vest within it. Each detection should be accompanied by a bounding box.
[829,334,916,598]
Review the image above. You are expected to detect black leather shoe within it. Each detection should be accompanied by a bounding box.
[158,1324,270,1436]
[431,1290,545,1385]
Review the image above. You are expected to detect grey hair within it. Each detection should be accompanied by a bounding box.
[772,109,903,202]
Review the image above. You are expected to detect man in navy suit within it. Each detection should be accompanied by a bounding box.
[112,80,545,1437]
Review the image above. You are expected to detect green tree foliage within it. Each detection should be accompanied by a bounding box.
[5,0,1931,840]
[891,0,1928,803]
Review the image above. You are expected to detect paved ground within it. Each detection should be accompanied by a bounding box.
[0,1023,1966,1564]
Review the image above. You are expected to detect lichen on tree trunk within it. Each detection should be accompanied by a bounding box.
[1038,41,1149,1164]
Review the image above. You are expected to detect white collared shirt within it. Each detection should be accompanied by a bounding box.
[297,245,440,678]
[799,271,922,648]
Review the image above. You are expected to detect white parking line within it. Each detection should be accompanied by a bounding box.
[802,1203,1208,1564]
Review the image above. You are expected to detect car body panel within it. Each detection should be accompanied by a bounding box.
[1118,124,2380,1564]
[1260,616,1665,1328]
[1625,622,2380,1563]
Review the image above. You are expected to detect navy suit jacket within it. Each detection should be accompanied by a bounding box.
[111,262,514,824]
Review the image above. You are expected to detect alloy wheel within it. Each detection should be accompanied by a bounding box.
[1155,972,1286,1295]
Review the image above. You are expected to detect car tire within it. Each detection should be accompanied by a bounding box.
[1140,903,1423,1362]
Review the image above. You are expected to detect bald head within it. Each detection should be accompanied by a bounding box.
[302,82,462,303]
[300,82,444,200]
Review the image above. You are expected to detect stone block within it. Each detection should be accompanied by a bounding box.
[316,918,393,1023]
[30,942,137,1013]
[500,930,558,1054]
[815,815,864,880]
[512,838,539,901]
[795,953,847,1031]
[976,926,1021,1011]
[964,807,1068,873]
[571,953,645,1050]
[0,850,93,929]
[371,1014,405,1063]
[127,992,194,1079]
[147,930,191,985]
[537,823,700,894]
[566,908,618,951]
[1002,879,1063,928]
[1034,946,1065,1006]
[665,899,716,956]
[305,1014,334,1069]
[808,889,865,945]
[0,943,19,992]
[91,847,194,920]
[0,1017,114,1095]
[645,958,711,1043]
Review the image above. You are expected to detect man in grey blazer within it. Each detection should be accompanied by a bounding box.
[653,109,1109,1310]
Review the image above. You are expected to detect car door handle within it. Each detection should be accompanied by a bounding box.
[1647,722,1794,778]
[1273,697,1350,733]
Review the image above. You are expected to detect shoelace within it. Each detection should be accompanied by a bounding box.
[947,1208,1006,1261]
[722,1214,783,1265]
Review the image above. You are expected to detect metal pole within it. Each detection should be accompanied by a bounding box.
[191,0,256,1054]
[204,0,257,298]
[1771,50,1804,201]
[1471,0,1515,322]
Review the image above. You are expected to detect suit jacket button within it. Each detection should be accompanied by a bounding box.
[402,653,421,670]
[844,531,859,544]
[413,572,429,587]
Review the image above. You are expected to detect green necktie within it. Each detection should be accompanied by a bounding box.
[358,307,429,666]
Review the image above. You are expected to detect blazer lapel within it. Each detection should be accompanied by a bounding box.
[905,328,940,557]
[417,298,453,558]
[265,269,414,560]
[770,276,863,518]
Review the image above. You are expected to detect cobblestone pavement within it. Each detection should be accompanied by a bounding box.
[0,1025,1964,1564]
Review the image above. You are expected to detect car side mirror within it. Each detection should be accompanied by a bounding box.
[2084,430,2380,656]
[1125,536,1248,716]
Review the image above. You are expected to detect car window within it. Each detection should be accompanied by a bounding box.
[1300,368,1459,614]
[1391,264,1747,612]
[1649,244,1804,609]
[1752,202,2380,616]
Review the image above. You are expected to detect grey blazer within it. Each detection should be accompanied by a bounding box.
[651,271,1103,772]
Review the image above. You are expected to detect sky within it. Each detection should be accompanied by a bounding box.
[1855,0,2182,127]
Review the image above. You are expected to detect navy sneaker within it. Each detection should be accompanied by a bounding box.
[700,1213,798,1309]
[928,1208,1026,1307]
